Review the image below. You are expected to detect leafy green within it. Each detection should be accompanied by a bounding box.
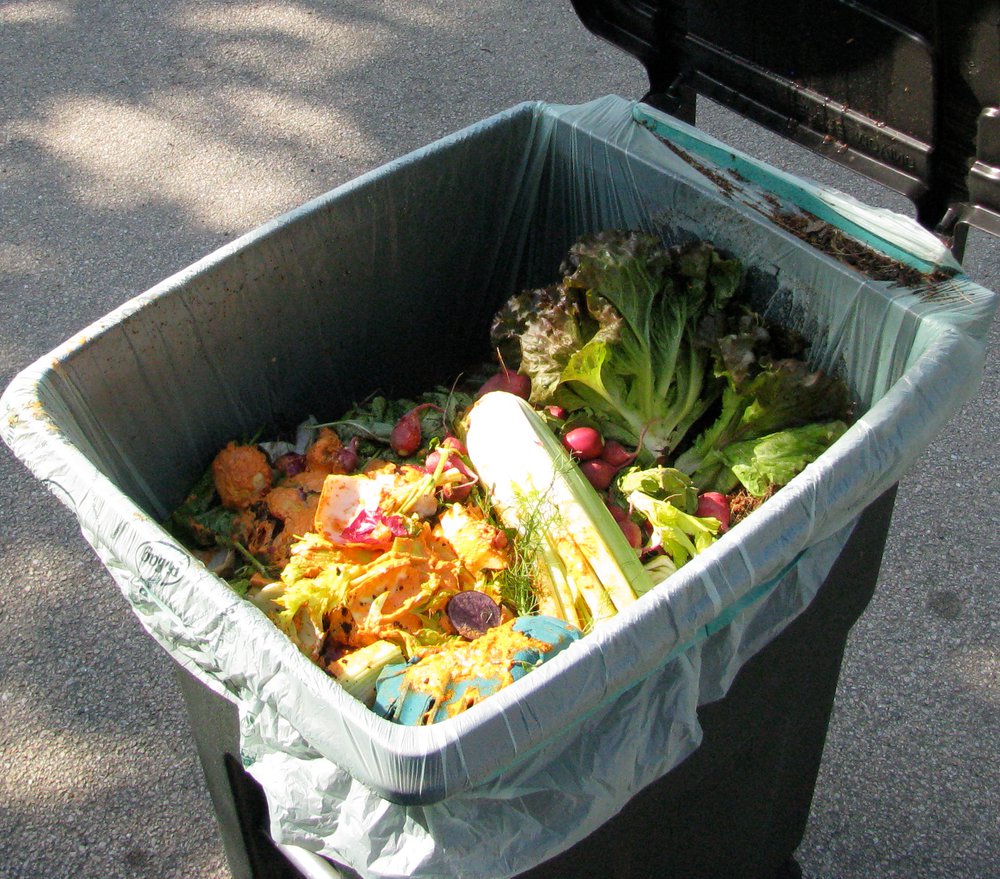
[167,466,236,548]
[715,421,849,496]
[227,574,252,598]
[492,231,742,461]
[673,341,853,495]
[619,466,722,570]
[617,465,698,515]
[316,386,474,463]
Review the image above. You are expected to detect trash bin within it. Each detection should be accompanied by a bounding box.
[168,485,901,879]
[2,4,997,878]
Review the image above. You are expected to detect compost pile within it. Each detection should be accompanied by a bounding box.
[169,230,853,726]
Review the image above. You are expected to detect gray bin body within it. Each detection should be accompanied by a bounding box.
[176,488,897,879]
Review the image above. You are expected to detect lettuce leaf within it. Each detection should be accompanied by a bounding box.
[492,231,742,461]
[619,466,721,569]
[716,421,849,496]
[674,356,853,495]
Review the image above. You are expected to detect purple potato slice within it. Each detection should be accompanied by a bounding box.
[446,591,502,639]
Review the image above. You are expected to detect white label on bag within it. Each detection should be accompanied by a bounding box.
[136,540,190,588]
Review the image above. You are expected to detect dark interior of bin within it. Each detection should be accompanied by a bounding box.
[44,99,890,522]
[571,0,1000,251]
[43,109,537,518]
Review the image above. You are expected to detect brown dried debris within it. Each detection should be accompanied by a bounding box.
[768,209,955,287]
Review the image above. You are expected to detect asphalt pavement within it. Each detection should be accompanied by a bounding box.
[1,3,997,878]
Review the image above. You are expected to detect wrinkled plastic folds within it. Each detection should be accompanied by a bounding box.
[2,96,996,879]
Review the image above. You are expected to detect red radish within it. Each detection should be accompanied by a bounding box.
[619,518,643,550]
[696,492,730,532]
[562,426,604,461]
[605,502,629,524]
[604,501,641,547]
[476,369,531,400]
[390,403,441,457]
[600,440,639,468]
[546,405,567,420]
[424,448,476,483]
[441,435,466,455]
[579,458,618,491]
[441,481,474,503]
[334,436,360,473]
[425,446,478,502]
[390,415,421,457]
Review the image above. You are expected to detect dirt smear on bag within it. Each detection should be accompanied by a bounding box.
[655,135,956,290]
[764,200,954,287]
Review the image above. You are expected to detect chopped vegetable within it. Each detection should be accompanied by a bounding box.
[463,391,653,631]
[434,503,508,576]
[619,466,722,571]
[446,591,503,639]
[327,639,404,705]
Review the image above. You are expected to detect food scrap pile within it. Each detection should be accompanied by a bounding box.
[169,230,854,724]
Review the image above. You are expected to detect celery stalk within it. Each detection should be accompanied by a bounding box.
[464,391,651,629]
[532,535,585,628]
[327,639,403,706]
